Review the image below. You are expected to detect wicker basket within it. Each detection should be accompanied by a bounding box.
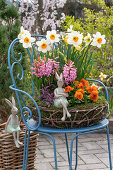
[0,123,37,170]
[31,99,108,129]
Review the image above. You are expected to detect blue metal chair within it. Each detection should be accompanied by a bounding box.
[8,35,112,170]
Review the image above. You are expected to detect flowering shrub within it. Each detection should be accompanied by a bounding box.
[16,0,66,34]
[18,26,106,107]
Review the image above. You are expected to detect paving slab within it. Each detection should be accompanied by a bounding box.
[35,133,113,170]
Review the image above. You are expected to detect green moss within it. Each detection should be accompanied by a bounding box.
[30,95,108,128]
[35,95,107,110]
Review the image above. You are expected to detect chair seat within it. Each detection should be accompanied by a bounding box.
[37,119,109,134]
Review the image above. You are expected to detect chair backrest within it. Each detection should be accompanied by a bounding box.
[8,35,46,130]
[8,35,46,96]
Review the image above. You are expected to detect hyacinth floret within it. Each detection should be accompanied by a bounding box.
[63,61,77,84]
[32,58,59,78]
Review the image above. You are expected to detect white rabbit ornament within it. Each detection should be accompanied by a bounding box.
[54,72,71,121]
[5,96,23,148]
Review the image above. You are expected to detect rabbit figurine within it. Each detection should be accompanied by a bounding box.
[54,72,71,121]
[5,96,23,148]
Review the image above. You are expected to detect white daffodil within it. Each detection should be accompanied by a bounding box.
[46,30,60,44]
[67,31,83,47]
[20,33,35,48]
[91,32,106,48]
[36,39,51,53]
[84,33,92,46]
[99,72,107,81]
[18,26,30,41]
[67,25,73,32]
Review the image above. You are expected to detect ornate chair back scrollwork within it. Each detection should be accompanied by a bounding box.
[8,35,46,131]
[8,36,112,170]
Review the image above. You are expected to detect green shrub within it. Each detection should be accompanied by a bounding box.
[0,0,29,123]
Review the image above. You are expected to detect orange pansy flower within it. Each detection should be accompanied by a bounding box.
[92,86,98,91]
[86,86,92,93]
[74,91,83,100]
[90,91,98,101]
[86,86,98,93]
[77,89,84,94]
[64,86,74,93]
[80,78,89,87]
[73,81,79,88]
[77,83,84,89]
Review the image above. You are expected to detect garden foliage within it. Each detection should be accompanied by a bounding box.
[0,0,20,100]
[62,0,113,78]
[0,0,28,122]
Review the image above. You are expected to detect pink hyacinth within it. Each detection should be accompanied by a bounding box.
[32,58,59,78]
[63,61,77,84]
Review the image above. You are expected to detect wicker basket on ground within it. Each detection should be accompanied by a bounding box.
[31,96,108,129]
[0,123,37,170]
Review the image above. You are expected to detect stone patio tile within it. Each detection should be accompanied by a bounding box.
[40,148,60,158]
[95,152,111,158]
[79,154,101,164]
[38,144,53,149]
[81,141,102,150]
[58,152,85,164]
[78,137,105,143]
[94,169,110,170]
[50,160,69,167]
[38,141,50,146]
[35,162,53,170]
[49,137,65,145]
[84,133,106,138]
[77,163,107,169]
[35,133,113,170]
[101,133,113,139]
[59,167,70,170]
[97,157,111,167]
[38,136,49,142]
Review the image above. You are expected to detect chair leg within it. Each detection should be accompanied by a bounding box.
[65,133,70,165]
[75,135,78,170]
[106,125,112,170]
[69,134,78,170]
[23,130,30,170]
[52,136,58,170]
[38,132,58,170]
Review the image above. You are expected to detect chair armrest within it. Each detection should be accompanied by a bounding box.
[86,79,110,115]
[9,85,41,131]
